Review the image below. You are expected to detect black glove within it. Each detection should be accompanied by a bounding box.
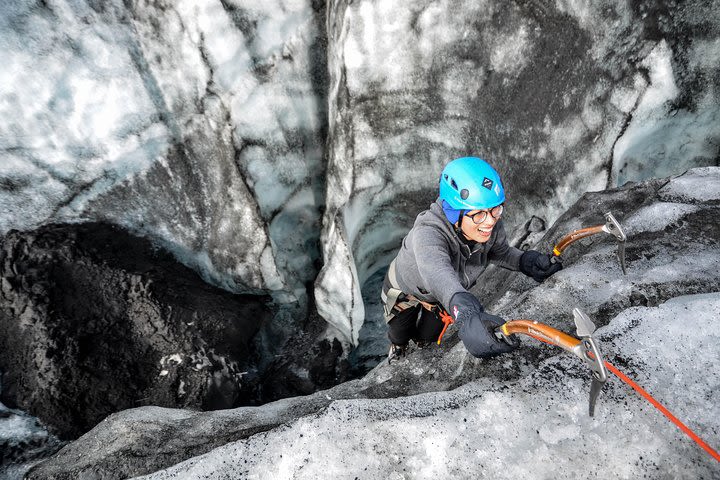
[519,250,563,282]
[449,292,519,358]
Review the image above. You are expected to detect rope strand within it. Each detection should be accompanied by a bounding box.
[525,331,720,463]
[604,360,720,463]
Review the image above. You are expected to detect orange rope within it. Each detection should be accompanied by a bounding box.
[604,360,720,463]
[436,309,454,345]
[524,332,720,463]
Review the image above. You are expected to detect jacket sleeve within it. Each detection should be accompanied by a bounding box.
[410,225,467,311]
[487,220,524,271]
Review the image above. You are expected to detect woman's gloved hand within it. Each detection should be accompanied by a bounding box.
[449,292,519,358]
[519,250,563,282]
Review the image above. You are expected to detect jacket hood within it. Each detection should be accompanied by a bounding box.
[413,198,459,244]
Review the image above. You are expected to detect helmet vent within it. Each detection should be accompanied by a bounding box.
[460,189,469,200]
[450,178,458,190]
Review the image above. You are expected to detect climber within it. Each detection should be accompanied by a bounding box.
[383,156,562,363]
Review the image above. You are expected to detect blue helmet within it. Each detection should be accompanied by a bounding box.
[439,157,505,211]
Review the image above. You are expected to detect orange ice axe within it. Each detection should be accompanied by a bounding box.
[496,308,608,416]
[551,212,627,274]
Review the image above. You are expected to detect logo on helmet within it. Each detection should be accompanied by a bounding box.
[482,177,493,190]
[453,305,459,318]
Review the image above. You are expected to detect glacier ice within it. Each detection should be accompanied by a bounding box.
[1,0,719,366]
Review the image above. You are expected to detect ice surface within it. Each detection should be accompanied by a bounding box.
[0,1,171,232]
[139,293,720,479]
[658,167,720,204]
[0,404,48,445]
[0,400,62,479]
[613,42,720,186]
[622,202,699,236]
[0,0,326,299]
[315,217,365,345]
[489,25,531,76]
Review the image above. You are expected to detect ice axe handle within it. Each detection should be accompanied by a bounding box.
[552,225,604,257]
[494,324,522,348]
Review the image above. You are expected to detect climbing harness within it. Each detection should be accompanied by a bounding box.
[381,259,420,323]
[383,259,455,346]
[435,306,454,345]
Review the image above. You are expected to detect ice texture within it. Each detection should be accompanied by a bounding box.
[0,401,63,479]
[1,0,719,354]
[316,0,720,345]
[658,166,720,204]
[137,293,720,480]
[612,42,720,186]
[0,0,327,299]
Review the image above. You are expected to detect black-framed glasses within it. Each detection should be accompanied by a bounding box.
[465,204,504,224]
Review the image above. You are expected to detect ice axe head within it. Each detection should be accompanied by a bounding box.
[573,307,596,337]
[602,212,627,275]
[572,308,608,416]
[552,211,628,274]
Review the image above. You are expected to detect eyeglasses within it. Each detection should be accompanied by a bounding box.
[465,204,504,224]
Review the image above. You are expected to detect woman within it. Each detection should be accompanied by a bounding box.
[382,157,561,362]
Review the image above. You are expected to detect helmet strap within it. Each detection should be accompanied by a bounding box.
[454,209,465,235]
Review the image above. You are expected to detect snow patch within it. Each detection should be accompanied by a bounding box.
[659,168,720,204]
[623,202,700,236]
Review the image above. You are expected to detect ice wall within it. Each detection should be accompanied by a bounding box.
[316,0,720,344]
[0,0,328,299]
[23,167,720,478]
[1,1,719,347]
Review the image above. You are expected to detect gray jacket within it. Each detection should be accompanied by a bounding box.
[392,198,523,310]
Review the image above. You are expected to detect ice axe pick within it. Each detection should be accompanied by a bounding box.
[572,308,609,416]
[550,212,627,274]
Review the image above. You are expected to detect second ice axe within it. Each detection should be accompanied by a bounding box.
[550,212,627,274]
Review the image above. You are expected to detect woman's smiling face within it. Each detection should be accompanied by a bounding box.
[458,207,502,243]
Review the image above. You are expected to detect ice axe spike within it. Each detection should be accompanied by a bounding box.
[496,309,608,417]
[573,308,608,416]
[551,211,627,275]
[602,212,627,275]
